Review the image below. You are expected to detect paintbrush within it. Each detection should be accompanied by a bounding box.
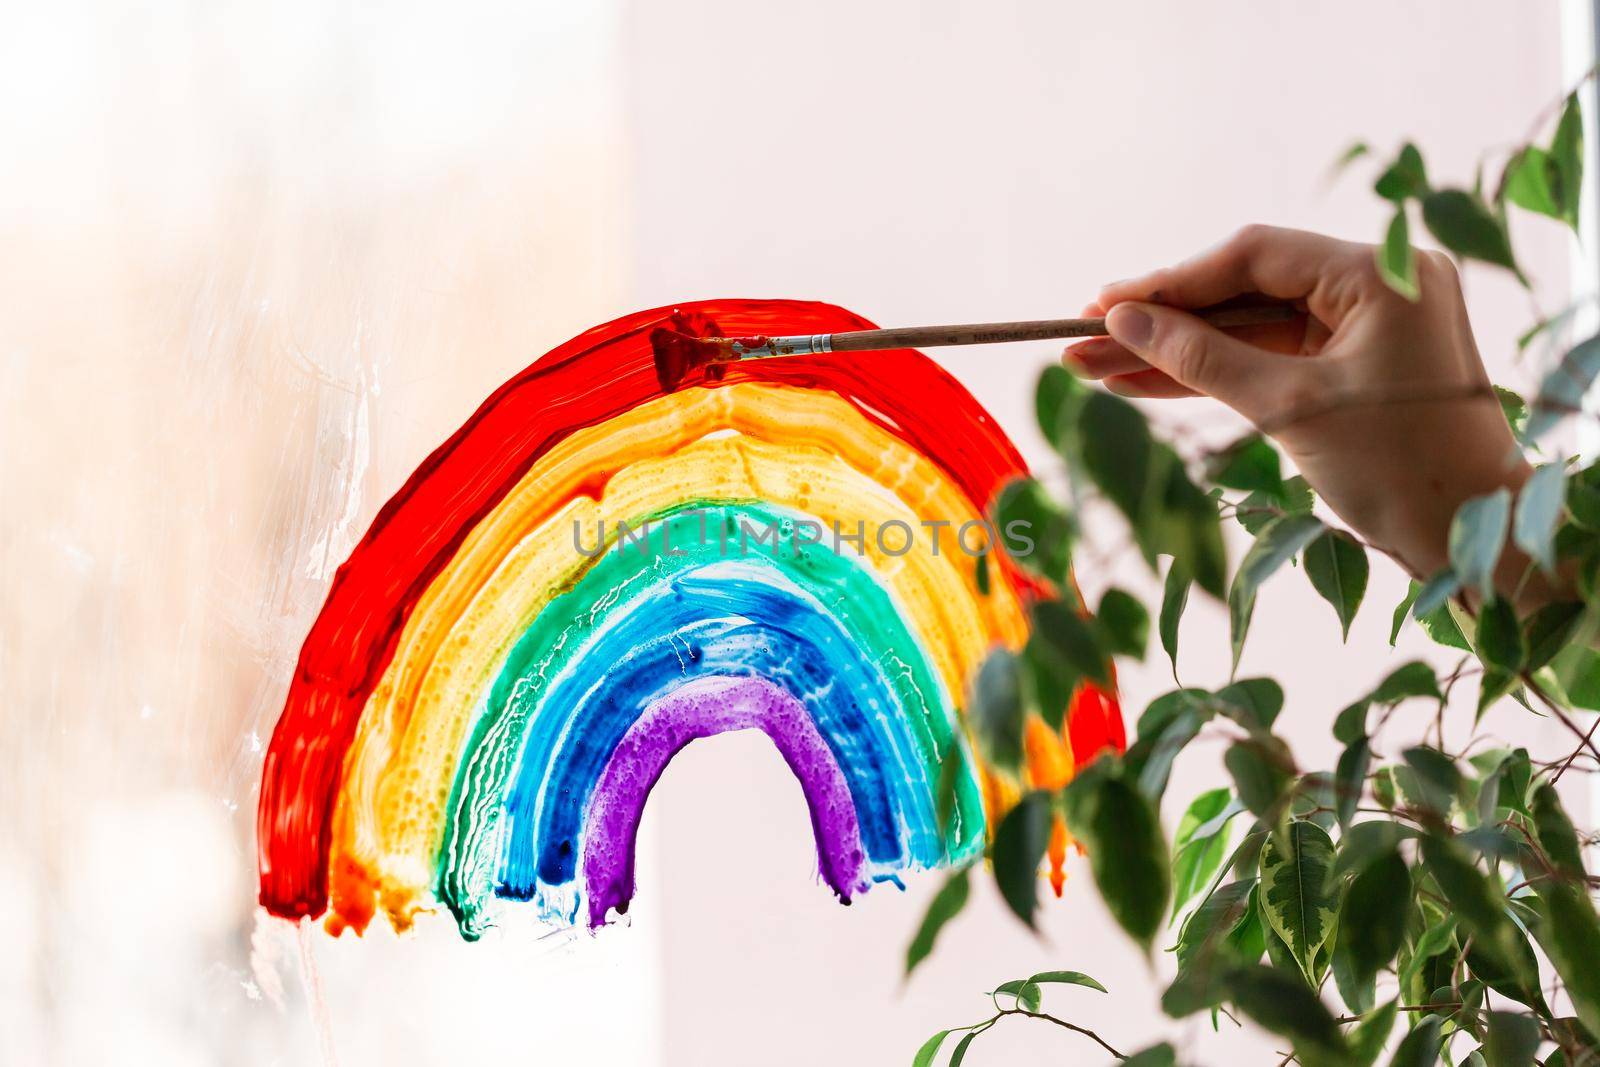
[651,303,1297,392]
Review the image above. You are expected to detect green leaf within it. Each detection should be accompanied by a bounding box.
[1128,706,1204,803]
[934,746,965,840]
[1334,737,1371,830]
[1467,934,1546,1013]
[1421,835,1532,986]
[1571,477,1600,531]
[1525,601,1585,671]
[1077,391,1155,523]
[1553,91,1584,229]
[1176,878,1257,970]
[1417,597,1471,651]
[973,551,990,596]
[1372,660,1445,704]
[1209,434,1283,495]
[1226,737,1293,819]
[1398,914,1458,993]
[1034,363,1086,449]
[1375,143,1429,202]
[968,649,1025,774]
[1553,641,1600,711]
[1421,189,1520,276]
[1478,668,1518,718]
[1476,596,1526,672]
[1229,514,1327,670]
[1391,581,1420,645]
[1229,827,1270,880]
[1258,821,1339,983]
[1159,558,1190,678]
[1504,145,1562,218]
[1026,969,1109,995]
[946,1032,976,1067]
[1528,334,1600,439]
[1515,463,1567,573]
[1376,208,1420,300]
[1215,677,1286,731]
[1532,879,1600,1038]
[1387,1016,1443,1067]
[1063,770,1170,950]
[1482,747,1534,819]
[1096,587,1149,659]
[1371,766,1398,811]
[1334,822,1417,879]
[1144,444,1230,600]
[1531,783,1586,879]
[1497,385,1532,447]
[1304,529,1369,640]
[1548,1019,1600,1066]
[1412,569,1463,620]
[1555,93,1580,220]
[1172,789,1241,917]
[905,867,970,978]
[1333,700,1368,746]
[1030,597,1110,687]
[1332,930,1377,1016]
[1292,773,1338,833]
[1226,892,1269,965]
[1237,474,1314,536]
[913,1029,950,1067]
[1121,1044,1176,1067]
[991,978,1042,1012]
[1449,489,1511,599]
[992,791,1052,928]
[993,477,1075,583]
[1484,1012,1540,1067]
[1221,963,1347,1058]
[1349,1001,1399,1067]
[1023,632,1076,732]
[1173,786,1234,843]
[1137,687,1210,740]
[1336,848,1410,992]
[1401,747,1462,816]
[1571,488,1600,534]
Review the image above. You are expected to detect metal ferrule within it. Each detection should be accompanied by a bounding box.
[731,334,833,359]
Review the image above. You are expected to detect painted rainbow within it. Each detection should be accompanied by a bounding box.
[257,299,1124,939]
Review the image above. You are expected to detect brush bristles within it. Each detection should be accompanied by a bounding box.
[650,328,732,393]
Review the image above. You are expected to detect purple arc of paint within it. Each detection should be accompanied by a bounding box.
[582,673,867,928]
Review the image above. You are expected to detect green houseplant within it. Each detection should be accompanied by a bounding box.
[908,85,1600,1067]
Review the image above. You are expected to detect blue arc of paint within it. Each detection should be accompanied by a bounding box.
[500,573,940,912]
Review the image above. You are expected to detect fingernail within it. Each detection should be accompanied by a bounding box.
[1106,305,1154,349]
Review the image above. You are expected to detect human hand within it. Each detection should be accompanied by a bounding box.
[1063,224,1538,598]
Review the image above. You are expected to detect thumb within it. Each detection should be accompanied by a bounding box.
[1105,302,1289,418]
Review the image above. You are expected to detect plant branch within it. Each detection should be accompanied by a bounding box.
[996,1009,1126,1059]
[1525,677,1600,769]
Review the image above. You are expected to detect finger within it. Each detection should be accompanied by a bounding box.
[1099,225,1371,328]
[1103,369,1199,399]
[1105,301,1311,417]
[1062,338,1150,379]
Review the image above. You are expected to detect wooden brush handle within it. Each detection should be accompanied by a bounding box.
[825,303,1297,354]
